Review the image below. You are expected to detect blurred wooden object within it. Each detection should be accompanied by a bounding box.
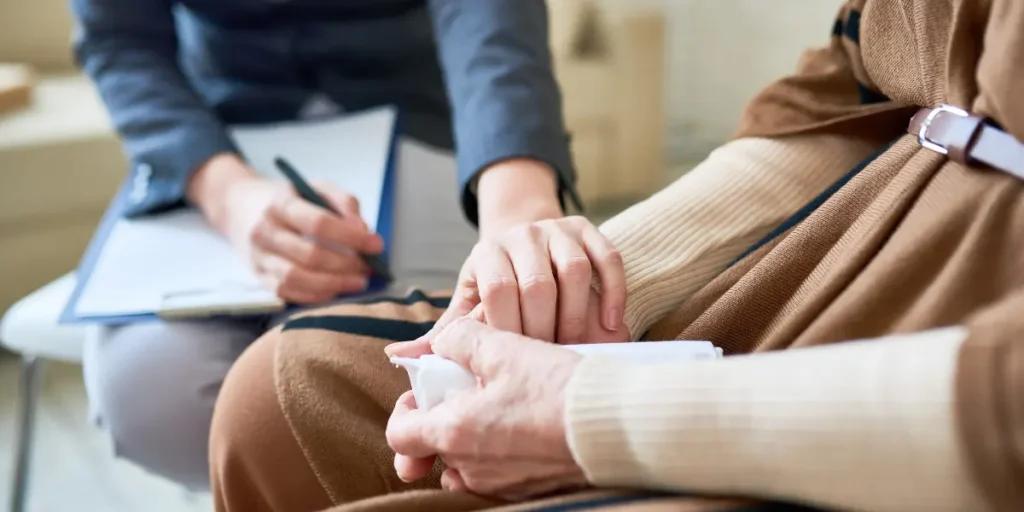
[0,1,76,71]
[0,64,34,115]
[549,0,667,208]
[0,2,123,315]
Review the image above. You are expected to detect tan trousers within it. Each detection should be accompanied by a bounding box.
[208,291,819,512]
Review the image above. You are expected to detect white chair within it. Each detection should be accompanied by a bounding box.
[0,273,86,512]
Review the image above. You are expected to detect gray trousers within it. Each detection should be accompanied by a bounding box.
[82,139,478,490]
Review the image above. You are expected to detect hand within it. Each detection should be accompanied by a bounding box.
[437,158,627,343]
[430,215,627,344]
[188,154,384,304]
[385,318,588,500]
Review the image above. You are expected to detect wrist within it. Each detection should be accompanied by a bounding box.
[187,153,259,232]
[476,158,563,234]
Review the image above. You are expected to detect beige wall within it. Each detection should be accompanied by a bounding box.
[4,0,845,161]
[599,0,845,161]
[0,0,76,71]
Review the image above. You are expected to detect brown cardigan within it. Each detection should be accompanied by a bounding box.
[646,0,1024,508]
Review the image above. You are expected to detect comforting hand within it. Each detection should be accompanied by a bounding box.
[188,154,383,304]
[384,318,588,500]
[448,159,626,343]
[432,215,626,344]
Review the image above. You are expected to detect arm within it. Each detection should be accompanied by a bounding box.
[566,327,989,512]
[427,0,577,231]
[598,134,877,339]
[72,0,241,217]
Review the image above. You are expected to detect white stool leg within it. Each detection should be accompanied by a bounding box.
[10,355,44,512]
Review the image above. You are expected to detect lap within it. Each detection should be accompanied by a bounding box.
[211,290,453,510]
[83,318,264,422]
[212,291,830,512]
[321,490,761,512]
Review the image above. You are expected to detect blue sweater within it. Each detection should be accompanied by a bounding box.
[71,0,578,224]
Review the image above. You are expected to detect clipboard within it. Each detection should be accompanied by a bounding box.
[60,106,401,324]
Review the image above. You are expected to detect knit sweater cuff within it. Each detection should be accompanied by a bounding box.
[564,328,987,512]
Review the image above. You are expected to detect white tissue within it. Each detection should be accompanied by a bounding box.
[391,341,722,411]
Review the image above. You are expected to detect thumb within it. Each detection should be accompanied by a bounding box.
[384,337,432,358]
[312,181,365,226]
[430,317,512,380]
[384,284,477,359]
[432,278,480,333]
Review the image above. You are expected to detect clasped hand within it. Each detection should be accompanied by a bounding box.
[385,318,590,500]
[432,215,628,344]
[385,213,631,500]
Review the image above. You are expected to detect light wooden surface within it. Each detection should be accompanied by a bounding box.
[0,64,33,115]
[0,354,212,512]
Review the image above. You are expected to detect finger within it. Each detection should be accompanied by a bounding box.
[547,231,592,345]
[385,337,433,358]
[436,271,483,334]
[386,391,441,459]
[251,216,369,274]
[269,194,382,254]
[473,243,522,334]
[394,453,435,483]
[468,303,486,323]
[312,181,363,221]
[581,226,626,332]
[255,252,369,303]
[507,228,557,341]
[431,318,520,380]
[441,467,468,492]
[395,276,480,357]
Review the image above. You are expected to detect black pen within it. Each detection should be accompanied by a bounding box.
[273,156,393,282]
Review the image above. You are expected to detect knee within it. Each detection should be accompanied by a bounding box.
[85,322,244,490]
[210,329,331,512]
[209,331,280,472]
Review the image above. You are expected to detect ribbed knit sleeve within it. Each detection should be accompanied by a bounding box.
[597,134,876,339]
[565,328,988,512]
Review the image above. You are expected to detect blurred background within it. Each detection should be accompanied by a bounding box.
[0,0,841,510]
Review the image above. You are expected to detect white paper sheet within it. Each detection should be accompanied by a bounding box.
[73,209,272,317]
[72,106,397,319]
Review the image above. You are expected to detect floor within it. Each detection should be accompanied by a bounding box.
[0,353,213,512]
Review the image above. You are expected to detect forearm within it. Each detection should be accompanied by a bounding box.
[566,328,988,512]
[474,158,562,234]
[73,0,237,217]
[600,134,877,339]
[429,0,577,226]
[186,153,259,233]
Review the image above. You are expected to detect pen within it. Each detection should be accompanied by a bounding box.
[273,156,393,282]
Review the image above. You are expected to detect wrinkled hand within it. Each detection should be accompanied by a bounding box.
[385,318,588,500]
[432,216,626,344]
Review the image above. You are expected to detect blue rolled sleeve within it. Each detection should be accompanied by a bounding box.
[428,0,581,225]
[71,0,238,217]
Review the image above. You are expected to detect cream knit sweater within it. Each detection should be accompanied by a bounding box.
[567,135,987,511]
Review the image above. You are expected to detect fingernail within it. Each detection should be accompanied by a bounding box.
[384,338,418,356]
[368,236,384,254]
[394,459,411,482]
[604,307,621,331]
[384,342,405,356]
